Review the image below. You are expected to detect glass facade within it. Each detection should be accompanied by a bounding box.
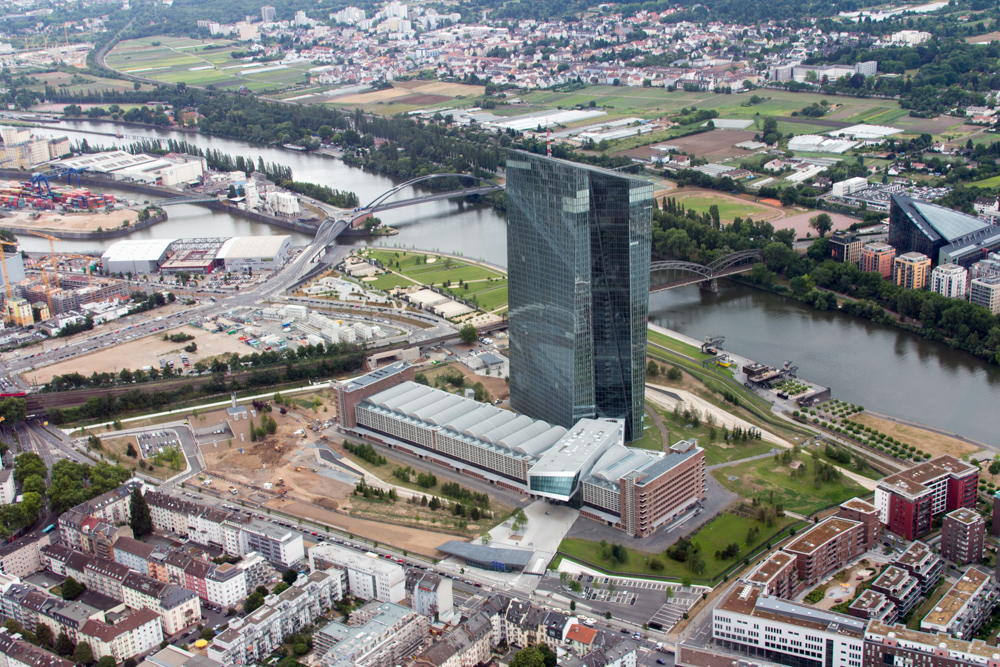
[506,150,652,442]
[529,473,580,499]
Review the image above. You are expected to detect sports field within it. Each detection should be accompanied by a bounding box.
[672,191,783,223]
[105,36,315,92]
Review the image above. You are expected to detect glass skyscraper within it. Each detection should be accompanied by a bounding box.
[506,150,653,442]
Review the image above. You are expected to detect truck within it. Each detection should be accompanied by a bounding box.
[229,487,238,496]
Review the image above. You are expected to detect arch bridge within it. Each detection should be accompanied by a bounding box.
[351,173,503,226]
[649,249,764,292]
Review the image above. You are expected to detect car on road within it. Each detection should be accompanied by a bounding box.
[656,660,666,665]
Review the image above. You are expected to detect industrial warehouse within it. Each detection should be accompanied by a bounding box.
[335,363,707,538]
[100,235,292,276]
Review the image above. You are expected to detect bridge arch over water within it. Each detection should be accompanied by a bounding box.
[650,249,764,292]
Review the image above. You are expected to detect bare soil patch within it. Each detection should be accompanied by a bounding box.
[395,93,451,105]
[421,361,510,402]
[853,413,981,459]
[6,207,140,233]
[620,129,758,162]
[27,325,247,384]
[776,212,856,237]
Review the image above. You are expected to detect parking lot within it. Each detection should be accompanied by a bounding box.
[137,430,181,458]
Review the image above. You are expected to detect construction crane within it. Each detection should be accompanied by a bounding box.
[39,266,53,315]
[19,231,61,290]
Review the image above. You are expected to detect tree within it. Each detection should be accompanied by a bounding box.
[14,453,46,484]
[101,658,120,667]
[200,628,216,641]
[647,360,659,376]
[459,323,478,345]
[126,442,138,458]
[990,459,1000,476]
[54,631,75,657]
[244,591,265,613]
[538,643,557,667]
[511,507,528,533]
[34,621,55,648]
[283,569,299,586]
[667,365,683,381]
[129,487,153,538]
[74,642,94,664]
[22,475,46,496]
[569,600,576,611]
[481,531,491,545]
[809,213,833,238]
[61,576,85,600]
[509,647,545,667]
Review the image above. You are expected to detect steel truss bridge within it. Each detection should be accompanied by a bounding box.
[649,249,764,292]
[350,173,504,226]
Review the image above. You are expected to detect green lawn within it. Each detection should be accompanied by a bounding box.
[442,281,508,311]
[673,195,776,223]
[971,174,1000,188]
[363,249,508,310]
[632,406,666,451]
[647,329,713,360]
[559,512,800,582]
[712,457,865,516]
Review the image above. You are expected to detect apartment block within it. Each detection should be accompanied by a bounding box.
[919,567,997,638]
[893,252,931,289]
[309,543,405,603]
[313,601,429,667]
[865,620,1000,667]
[931,263,968,299]
[869,566,921,619]
[0,534,51,579]
[829,230,863,265]
[121,573,201,635]
[405,571,454,622]
[940,507,985,565]
[241,521,304,569]
[205,570,340,666]
[895,541,943,595]
[970,275,1000,314]
[848,589,897,624]
[860,242,896,278]
[0,628,75,667]
[78,608,163,662]
[112,537,154,576]
[874,455,979,540]
[837,498,880,551]
[784,517,865,587]
[992,490,1000,537]
[713,583,866,667]
[743,552,800,599]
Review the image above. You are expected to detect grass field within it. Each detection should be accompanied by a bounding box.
[106,36,314,92]
[712,457,865,516]
[558,513,799,582]
[673,194,778,223]
[362,249,508,311]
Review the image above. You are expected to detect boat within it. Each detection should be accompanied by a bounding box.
[282,143,307,151]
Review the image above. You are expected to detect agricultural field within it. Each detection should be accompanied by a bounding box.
[712,456,866,516]
[25,71,159,96]
[324,80,486,115]
[105,36,314,92]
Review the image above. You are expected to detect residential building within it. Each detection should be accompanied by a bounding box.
[784,517,866,586]
[408,612,493,667]
[864,620,1000,667]
[505,150,653,442]
[837,498,880,551]
[78,608,163,662]
[206,570,340,666]
[893,252,931,289]
[203,563,247,610]
[0,470,13,506]
[121,573,201,635]
[969,275,1000,314]
[919,567,997,638]
[848,590,897,624]
[829,230,863,264]
[405,571,454,622]
[309,543,405,603]
[0,628,75,667]
[869,566,921,619]
[713,582,866,667]
[744,552,800,599]
[260,5,275,21]
[992,491,1000,537]
[874,455,979,540]
[930,263,968,299]
[0,535,51,578]
[895,541,943,595]
[241,521,304,569]
[112,537,154,576]
[940,507,985,565]
[312,602,429,667]
[860,242,896,278]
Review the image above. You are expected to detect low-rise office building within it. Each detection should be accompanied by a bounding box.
[713,583,866,667]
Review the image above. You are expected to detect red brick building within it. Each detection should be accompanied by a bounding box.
[838,497,881,551]
[875,455,979,540]
[940,507,985,566]
[333,360,414,428]
[784,517,866,586]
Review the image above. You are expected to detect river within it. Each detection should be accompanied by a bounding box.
[15,119,1000,447]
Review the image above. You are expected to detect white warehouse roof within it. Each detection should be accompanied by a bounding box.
[101,238,177,263]
[217,235,291,260]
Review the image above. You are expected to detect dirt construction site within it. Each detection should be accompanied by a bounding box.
[197,397,466,556]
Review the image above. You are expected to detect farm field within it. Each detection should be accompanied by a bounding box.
[105,36,314,92]
[25,71,159,96]
[324,80,485,114]
[712,457,866,516]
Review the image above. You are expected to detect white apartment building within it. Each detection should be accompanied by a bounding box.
[919,567,998,638]
[931,263,968,299]
[241,520,304,568]
[0,470,14,506]
[204,563,247,610]
[970,276,1000,315]
[713,583,865,667]
[309,543,405,603]
[832,177,870,197]
[79,608,163,662]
